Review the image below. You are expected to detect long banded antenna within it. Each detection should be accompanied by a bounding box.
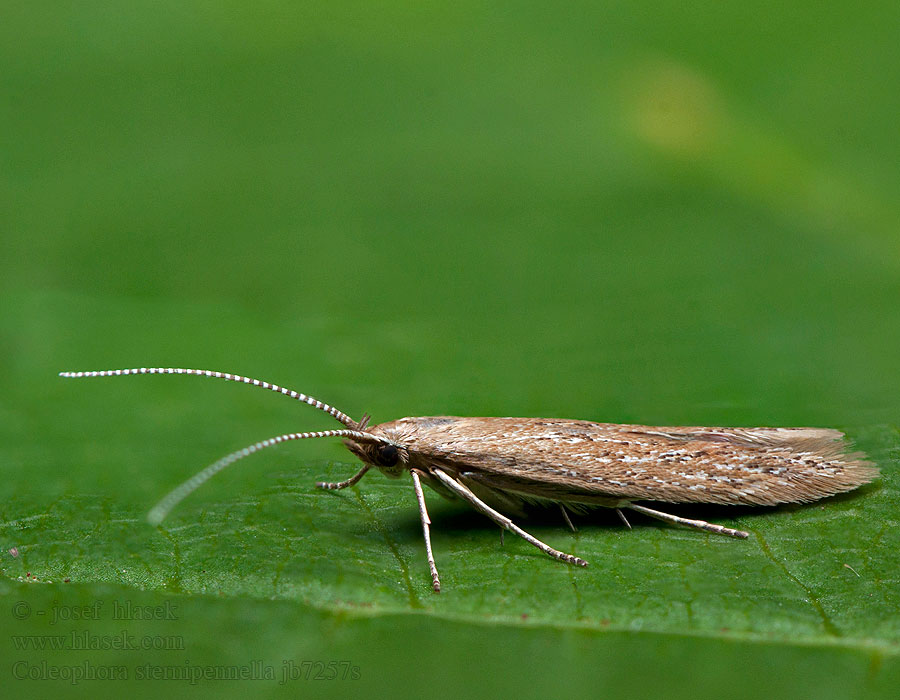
[59,367,358,429]
[146,429,393,525]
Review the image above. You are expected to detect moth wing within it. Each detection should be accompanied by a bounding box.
[438,420,875,506]
[622,425,851,458]
[386,416,875,506]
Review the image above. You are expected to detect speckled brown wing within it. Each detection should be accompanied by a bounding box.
[372,417,878,507]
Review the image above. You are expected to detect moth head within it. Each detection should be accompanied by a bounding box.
[343,433,407,478]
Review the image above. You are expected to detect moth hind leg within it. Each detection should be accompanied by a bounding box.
[559,504,577,532]
[626,503,749,539]
[457,471,527,517]
[431,468,588,567]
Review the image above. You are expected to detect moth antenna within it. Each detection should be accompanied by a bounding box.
[59,367,359,429]
[146,429,393,525]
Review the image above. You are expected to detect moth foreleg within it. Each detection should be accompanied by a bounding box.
[411,470,441,593]
[316,464,370,490]
[431,469,588,567]
[626,503,749,539]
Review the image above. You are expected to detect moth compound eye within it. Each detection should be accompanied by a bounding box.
[376,444,399,467]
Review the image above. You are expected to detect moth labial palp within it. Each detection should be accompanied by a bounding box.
[59,367,879,593]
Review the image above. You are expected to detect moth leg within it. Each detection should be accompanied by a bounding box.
[411,470,441,593]
[626,503,748,539]
[431,469,588,567]
[559,504,577,533]
[316,464,370,490]
[615,508,632,529]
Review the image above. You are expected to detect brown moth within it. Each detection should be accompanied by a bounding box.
[60,367,878,592]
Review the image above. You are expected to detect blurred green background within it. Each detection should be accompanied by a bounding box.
[2,2,899,698]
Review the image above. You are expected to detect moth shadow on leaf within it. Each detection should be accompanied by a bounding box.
[387,492,876,544]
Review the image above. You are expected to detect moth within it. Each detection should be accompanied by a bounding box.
[60,367,878,592]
